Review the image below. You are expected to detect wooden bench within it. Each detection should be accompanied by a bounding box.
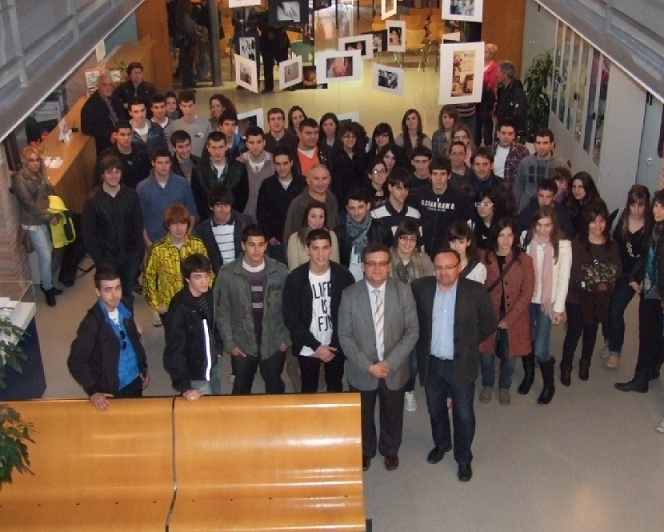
[167,393,366,531]
[0,397,175,531]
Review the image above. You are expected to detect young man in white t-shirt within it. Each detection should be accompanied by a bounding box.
[283,229,355,393]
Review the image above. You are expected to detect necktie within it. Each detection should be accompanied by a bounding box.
[374,289,384,361]
[105,99,119,125]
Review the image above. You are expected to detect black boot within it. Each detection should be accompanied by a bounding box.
[538,359,555,404]
[578,359,590,381]
[40,285,56,307]
[560,364,572,386]
[518,353,535,395]
[615,372,649,393]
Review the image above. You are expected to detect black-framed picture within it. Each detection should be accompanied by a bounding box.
[268,0,309,26]
[313,0,332,10]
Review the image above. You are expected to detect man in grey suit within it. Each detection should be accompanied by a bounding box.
[411,246,497,482]
[338,242,419,472]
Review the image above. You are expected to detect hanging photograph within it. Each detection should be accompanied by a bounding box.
[363,30,388,55]
[297,65,328,90]
[338,35,373,60]
[239,37,258,61]
[441,0,484,23]
[235,54,259,93]
[229,0,262,7]
[372,63,405,96]
[337,112,361,127]
[381,0,397,20]
[313,0,332,10]
[386,20,405,53]
[438,41,484,105]
[279,56,303,90]
[316,50,363,83]
[237,108,265,137]
[268,0,310,26]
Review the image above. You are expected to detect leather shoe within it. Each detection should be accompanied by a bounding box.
[362,455,371,471]
[384,455,399,471]
[457,463,473,482]
[615,379,648,393]
[560,365,571,386]
[426,445,452,464]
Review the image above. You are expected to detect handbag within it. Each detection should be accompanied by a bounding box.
[579,252,617,293]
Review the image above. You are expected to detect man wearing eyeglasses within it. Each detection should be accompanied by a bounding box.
[411,247,497,482]
[68,266,149,411]
[338,242,419,472]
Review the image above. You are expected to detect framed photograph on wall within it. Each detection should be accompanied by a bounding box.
[338,35,373,60]
[279,56,303,90]
[386,20,405,53]
[372,63,404,96]
[235,55,259,93]
[268,0,309,26]
[316,50,362,83]
[438,41,484,105]
[381,0,397,20]
[441,0,484,23]
[237,108,265,137]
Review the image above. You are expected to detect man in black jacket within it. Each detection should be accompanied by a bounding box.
[283,229,355,393]
[495,61,528,140]
[68,267,149,411]
[112,62,157,116]
[163,254,221,400]
[82,154,144,309]
[81,74,126,155]
[95,120,151,189]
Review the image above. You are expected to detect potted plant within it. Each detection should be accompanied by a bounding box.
[523,50,553,142]
[0,314,35,490]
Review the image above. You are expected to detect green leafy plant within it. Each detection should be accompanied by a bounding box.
[523,50,553,142]
[0,404,35,489]
[0,315,27,390]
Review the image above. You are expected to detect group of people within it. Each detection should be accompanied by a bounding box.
[16,76,659,485]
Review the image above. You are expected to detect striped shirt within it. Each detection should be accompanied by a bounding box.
[212,222,236,265]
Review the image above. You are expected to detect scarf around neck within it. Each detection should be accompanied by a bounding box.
[346,214,372,258]
[529,233,554,315]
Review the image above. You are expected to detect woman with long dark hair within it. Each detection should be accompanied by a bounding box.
[208,94,236,130]
[395,109,432,156]
[318,112,340,160]
[367,122,395,161]
[329,122,367,210]
[521,206,572,404]
[601,184,651,369]
[561,201,620,385]
[431,105,460,157]
[286,200,339,270]
[615,189,664,396]
[287,105,307,135]
[564,171,601,236]
[479,217,535,405]
[445,220,486,282]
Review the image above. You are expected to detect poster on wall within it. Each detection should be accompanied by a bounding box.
[438,41,484,105]
[268,0,310,26]
[441,0,484,23]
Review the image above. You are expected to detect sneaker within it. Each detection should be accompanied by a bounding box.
[499,389,511,405]
[153,314,162,327]
[479,387,492,404]
[657,418,664,434]
[606,354,620,369]
[404,391,417,412]
[599,341,610,359]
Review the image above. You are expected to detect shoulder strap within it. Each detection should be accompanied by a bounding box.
[486,255,518,293]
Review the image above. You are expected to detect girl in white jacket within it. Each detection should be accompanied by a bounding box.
[521,206,572,404]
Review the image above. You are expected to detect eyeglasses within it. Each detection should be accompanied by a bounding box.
[475,202,494,208]
[399,235,418,242]
[372,169,387,175]
[364,260,390,268]
[434,262,460,271]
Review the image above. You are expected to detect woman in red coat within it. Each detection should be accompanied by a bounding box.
[479,217,535,405]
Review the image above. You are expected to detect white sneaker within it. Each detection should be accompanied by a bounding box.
[404,391,417,412]
[599,341,610,359]
[657,418,664,434]
[606,354,620,369]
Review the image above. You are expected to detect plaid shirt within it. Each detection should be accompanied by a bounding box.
[488,142,530,185]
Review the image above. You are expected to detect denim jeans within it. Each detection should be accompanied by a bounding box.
[480,329,516,389]
[530,303,553,362]
[29,225,53,290]
[190,359,222,395]
[424,356,475,465]
[603,274,635,354]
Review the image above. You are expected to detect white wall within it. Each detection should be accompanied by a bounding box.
[522,0,558,77]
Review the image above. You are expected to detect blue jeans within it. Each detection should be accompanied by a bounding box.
[603,274,635,354]
[530,303,553,362]
[29,225,53,290]
[424,356,475,465]
[480,329,516,389]
[191,358,222,395]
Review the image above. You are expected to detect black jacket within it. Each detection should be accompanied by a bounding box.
[82,184,145,265]
[171,154,201,182]
[192,159,249,220]
[329,148,368,210]
[81,91,126,154]
[163,287,219,394]
[113,80,157,117]
[96,144,151,189]
[283,262,355,358]
[193,212,255,274]
[496,79,528,137]
[68,302,147,396]
[335,219,393,267]
[256,172,307,242]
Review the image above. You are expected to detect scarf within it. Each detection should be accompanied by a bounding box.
[346,214,372,259]
[529,234,554,315]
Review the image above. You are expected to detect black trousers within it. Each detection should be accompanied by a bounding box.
[298,353,345,393]
[350,380,405,458]
[561,303,600,367]
[635,297,664,379]
[231,351,286,395]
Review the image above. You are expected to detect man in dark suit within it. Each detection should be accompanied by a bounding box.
[338,242,419,472]
[81,74,125,155]
[411,246,497,482]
